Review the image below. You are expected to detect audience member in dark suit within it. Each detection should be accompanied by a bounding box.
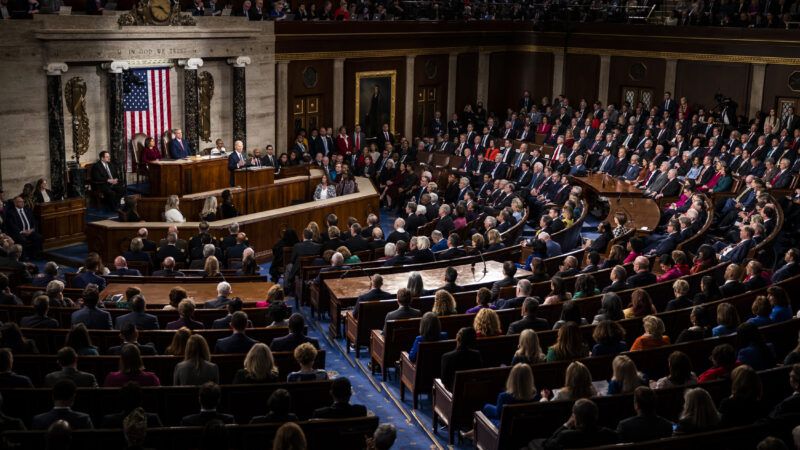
[165,299,205,330]
[353,275,393,318]
[0,348,33,388]
[100,381,163,428]
[250,389,298,424]
[616,387,673,443]
[107,324,158,356]
[538,399,617,448]
[506,297,550,334]
[31,262,63,288]
[769,364,800,420]
[625,257,657,288]
[211,298,253,329]
[156,233,187,266]
[205,282,234,309]
[89,151,126,211]
[438,235,467,259]
[214,312,257,353]
[20,295,59,328]
[286,229,322,285]
[441,327,483,390]
[114,295,159,330]
[107,256,141,277]
[0,394,25,432]
[70,285,112,330]
[152,257,185,278]
[382,288,422,334]
[312,377,368,419]
[773,248,800,283]
[490,261,518,300]
[719,264,747,298]
[44,347,98,388]
[32,379,93,430]
[180,382,235,426]
[270,313,320,352]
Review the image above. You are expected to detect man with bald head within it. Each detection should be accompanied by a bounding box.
[108,256,141,277]
[227,140,246,186]
[152,257,185,277]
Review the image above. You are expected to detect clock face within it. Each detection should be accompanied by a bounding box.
[150,0,171,22]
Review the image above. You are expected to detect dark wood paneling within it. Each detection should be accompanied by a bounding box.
[455,52,478,114]
[565,53,600,103]
[287,60,333,138]
[413,54,449,137]
[608,56,666,107]
[488,52,553,116]
[762,64,800,113]
[675,61,750,115]
[343,58,407,136]
[35,199,86,250]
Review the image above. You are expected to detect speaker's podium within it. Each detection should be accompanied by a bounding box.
[234,166,275,187]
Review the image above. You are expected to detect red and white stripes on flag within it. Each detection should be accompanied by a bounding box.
[123,68,172,172]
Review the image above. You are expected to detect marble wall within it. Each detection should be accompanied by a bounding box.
[0,16,275,195]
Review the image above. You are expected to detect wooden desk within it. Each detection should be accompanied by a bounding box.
[100,281,273,305]
[234,166,275,188]
[34,198,86,250]
[86,175,380,264]
[570,173,661,233]
[149,156,229,196]
[323,260,532,337]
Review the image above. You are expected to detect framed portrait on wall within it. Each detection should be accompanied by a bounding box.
[355,70,397,139]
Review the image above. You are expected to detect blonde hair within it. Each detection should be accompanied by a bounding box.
[266,284,285,303]
[562,361,594,400]
[204,256,220,276]
[506,363,537,401]
[184,334,211,370]
[680,388,720,430]
[514,329,545,363]
[165,194,180,212]
[306,221,321,242]
[294,342,317,367]
[673,279,690,296]
[417,236,430,250]
[611,355,641,394]
[473,308,502,337]
[642,315,665,340]
[487,229,502,245]
[244,343,278,380]
[201,196,218,217]
[432,290,457,316]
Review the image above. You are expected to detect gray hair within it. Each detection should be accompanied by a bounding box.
[331,252,344,266]
[46,279,65,296]
[217,281,232,296]
[203,244,216,258]
[384,242,396,257]
[229,222,240,233]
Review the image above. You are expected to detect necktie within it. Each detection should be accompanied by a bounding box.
[385,132,390,141]
[322,138,328,153]
[18,209,30,231]
[355,134,360,150]
[103,162,112,179]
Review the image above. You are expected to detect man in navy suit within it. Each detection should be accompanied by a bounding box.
[772,248,800,283]
[180,382,235,426]
[227,140,246,187]
[107,323,158,355]
[108,256,141,277]
[569,155,588,177]
[646,219,681,257]
[205,282,234,309]
[114,295,159,331]
[6,196,43,258]
[32,379,93,430]
[70,285,112,330]
[719,226,755,264]
[70,256,106,291]
[270,313,320,352]
[352,275,393,318]
[214,312,257,353]
[168,128,193,159]
[312,377,368,419]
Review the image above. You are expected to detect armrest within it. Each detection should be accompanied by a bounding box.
[432,377,453,402]
[473,410,500,450]
[399,351,415,376]
[370,329,385,345]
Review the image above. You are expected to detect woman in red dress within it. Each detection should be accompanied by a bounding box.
[141,137,162,165]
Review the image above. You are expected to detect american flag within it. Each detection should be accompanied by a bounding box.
[123,68,172,171]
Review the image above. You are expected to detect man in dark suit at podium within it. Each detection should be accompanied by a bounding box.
[89,151,126,211]
[227,140,246,187]
[169,128,193,159]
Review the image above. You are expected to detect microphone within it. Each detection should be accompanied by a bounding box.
[477,249,488,276]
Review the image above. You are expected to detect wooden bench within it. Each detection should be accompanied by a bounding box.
[10,350,326,388]
[2,415,378,450]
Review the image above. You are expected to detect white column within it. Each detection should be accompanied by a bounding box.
[276,61,289,154]
[447,52,458,118]
[44,62,69,76]
[598,55,611,106]
[333,58,345,129]
[178,57,204,71]
[552,49,565,100]
[749,64,766,119]
[477,51,491,106]
[664,59,677,98]
[404,55,415,139]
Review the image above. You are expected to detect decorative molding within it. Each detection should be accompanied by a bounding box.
[44,62,68,76]
[227,56,252,67]
[178,57,204,70]
[103,60,130,74]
